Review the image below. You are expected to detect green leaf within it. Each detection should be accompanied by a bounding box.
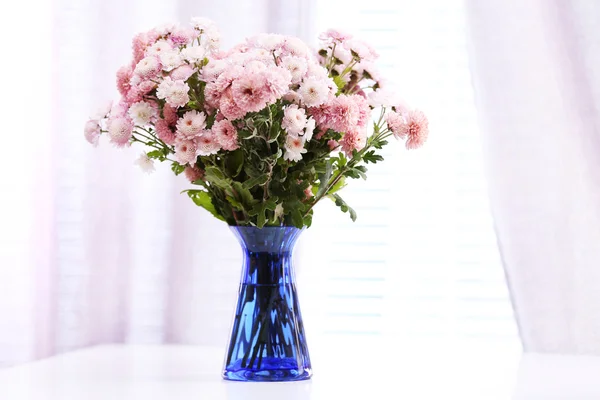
[316,160,333,198]
[225,196,244,211]
[363,150,384,164]
[291,209,304,228]
[303,212,313,228]
[171,162,186,176]
[333,75,346,92]
[338,152,347,167]
[242,173,269,190]
[147,150,163,159]
[327,177,346,195]
[331,193,357,222]
[268,121,281,143]
[204,166,232,190]
[250,199,277,228]
[232,182,258,209]
[184,190,225,221]
[225,149,244,177]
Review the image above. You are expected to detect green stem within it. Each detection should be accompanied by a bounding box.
[302,128,388,217]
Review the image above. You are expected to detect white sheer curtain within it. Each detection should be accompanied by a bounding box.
[1,0,521,368]
[466,0,600,355]
[0,0,307,367]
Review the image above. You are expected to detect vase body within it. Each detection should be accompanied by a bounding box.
[222,226,312,382]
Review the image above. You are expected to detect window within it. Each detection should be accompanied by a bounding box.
[298,0,519,347]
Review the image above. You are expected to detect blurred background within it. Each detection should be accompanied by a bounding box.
[1,0,599,369]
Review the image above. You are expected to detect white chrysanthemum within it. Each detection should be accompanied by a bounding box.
[333,46,353,65]
[191,17,218,32]
[245,60,268,73]
[134,153,155,173]
[147,39,172,56]
[190,17,220,52]
[306,62,331,82]
[181,46,205,63]
[282,90,302,105]
[368,89,397,108]
[200,59,226,82]
[107,117,134,146]
[197,133,220,156]
[160,49,183,71]
[283,37,310,58]
[128,102,156,126]
[303,117,316,142]
[203,34,220,53]
[156,78,190,108]
[176,110,207,139]
[298,77,330,107]
[154,23,177,36]
[282,105,307,135]
[134,56,160,78]
[251,33,285,51]
[281,56,308,84]
[283,135,307,162]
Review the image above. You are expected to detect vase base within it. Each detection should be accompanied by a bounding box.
[223,358,312,382]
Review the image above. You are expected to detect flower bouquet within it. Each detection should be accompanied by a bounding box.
[85,17,427,382]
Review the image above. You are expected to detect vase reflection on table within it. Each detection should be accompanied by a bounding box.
[222,226,311,382]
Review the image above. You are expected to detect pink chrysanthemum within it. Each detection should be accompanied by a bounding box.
[282,104,307,135]
[184,165,204,182]
[107,116,134,147]
[125,87,143,104]
[134,56,162,80]
[174,139,198,165]
[263,68,292,100]
[281,56,308,84]
[146,39,173,56]
[283,135,307,162]
[385,111,405,138]
[327,139,339,150]
[162,105,178,126]
[200,58,227,82]
[298,77,331,107]
[196,132,220,156]
[319,29,353,43]
[132,30,159,64]
[352,94,371,127]
[400,110,429,150]
[116,65,133,97]
[135,80,157,96]
[343,39,379,62]
[128,101,157,126]
[155,119,176,145]
[311,94,360,133]
[282,37,310,59]
[156,78,190,108]
[231,73,270,113]
[176,110,207,139]
[84,120,101,146]
[339,128,367,156]
[170,27,196,46]
[212,119,239,151]
[219,87,246,120]
[170,64,195,81]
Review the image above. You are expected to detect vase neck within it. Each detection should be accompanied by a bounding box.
[230,226,303,285]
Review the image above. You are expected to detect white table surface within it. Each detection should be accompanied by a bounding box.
[1,342,599,399]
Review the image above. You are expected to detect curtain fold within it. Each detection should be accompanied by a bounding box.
[0,0,308,367]
[465,0,600,354]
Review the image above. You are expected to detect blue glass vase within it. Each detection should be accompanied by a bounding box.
[222,226,312,382]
